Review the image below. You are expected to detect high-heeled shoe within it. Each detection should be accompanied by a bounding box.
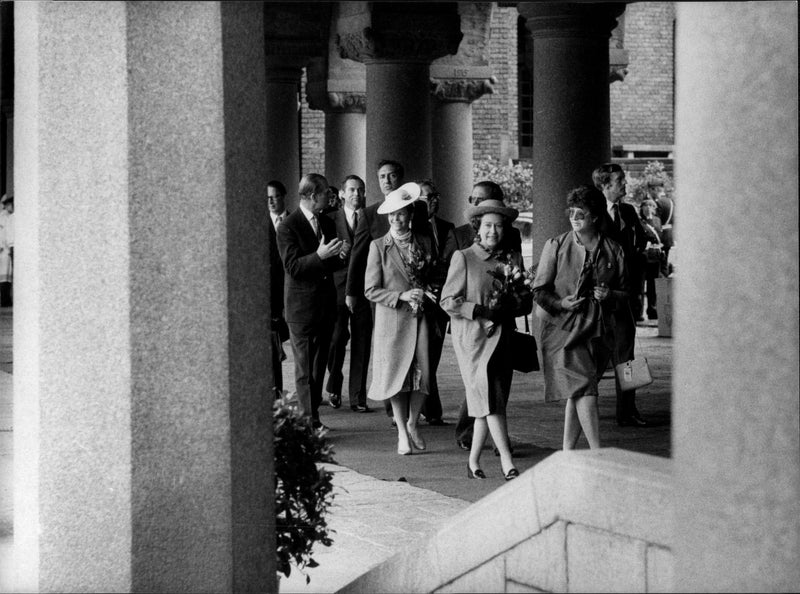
[504,468,520,481]
[397,444,412,456]
[467,465,487,479]
[406,424,426,450]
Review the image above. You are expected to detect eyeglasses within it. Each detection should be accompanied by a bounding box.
[566,208,587,220]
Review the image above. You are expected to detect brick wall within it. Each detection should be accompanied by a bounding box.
[300,71,326,176]
[473,5,519,164]
[610,2,675,146]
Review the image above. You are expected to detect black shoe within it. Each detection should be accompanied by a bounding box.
[456,439,471,451]
[504,468,520,481]
[328,393,342,409]
[350,404,371,413]
[427,418,447,426]
[312,420,329,431]
[618,415,648,427]
[467,465,487,479]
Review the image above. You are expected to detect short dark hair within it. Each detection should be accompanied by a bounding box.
[377,159,404,180]
[591,163,624,190]
[471,180,504,203]
[342,174,365,188]
[298,173,327,198]
[267,180,287,196]
[416,179,439,196]
[566,184,607,219]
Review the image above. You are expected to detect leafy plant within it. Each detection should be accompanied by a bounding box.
[473,156,534,209]
[625,160,674,205]
[274,394,337,584]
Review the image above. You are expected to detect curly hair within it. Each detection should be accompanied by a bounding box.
[566,184,606,219]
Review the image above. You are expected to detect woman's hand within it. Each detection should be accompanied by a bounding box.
[593,284,610,302]
[560,294,586,311]
[400,288,424,305]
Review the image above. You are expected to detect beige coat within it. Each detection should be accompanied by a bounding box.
[440,244,529,417]
[364,232,433,400]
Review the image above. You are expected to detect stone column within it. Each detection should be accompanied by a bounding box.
[263,3,330,211]
[306,14,368,186]
[14,3,275,591]
[673,3,799,591]
[430,3,496,225]
[0,1,12,195]
[518,2,625,262]
[336,2,463,203]
[264,60,303,209]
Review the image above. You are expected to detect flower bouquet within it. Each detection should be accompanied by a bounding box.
[483,259,535,336]
[402,242,438,316]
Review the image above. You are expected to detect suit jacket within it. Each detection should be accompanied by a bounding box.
[327,207,359,306]
[602,201,647,280]
[346,199,430,299]
[428,215,456,291]
[277,207,345,325]
[267,215,284,323]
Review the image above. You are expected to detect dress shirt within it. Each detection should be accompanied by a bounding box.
[343,205,358,233]
[270,210,288,229]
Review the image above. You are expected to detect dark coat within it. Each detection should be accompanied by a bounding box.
[601,201,647,282]
[327,207,359,306]
[276,207,345,324]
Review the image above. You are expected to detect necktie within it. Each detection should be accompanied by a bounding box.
[352,210,358,233]
[310,215,321,240]
[430,217,439,251]
[612,204,621,230]
[275,214,283,227]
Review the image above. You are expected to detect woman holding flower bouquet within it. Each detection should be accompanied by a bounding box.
[364,182,437,455]
[531,184,629,450]
[440,199,532,481]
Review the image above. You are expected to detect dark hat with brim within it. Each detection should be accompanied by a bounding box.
[465,199,518,222]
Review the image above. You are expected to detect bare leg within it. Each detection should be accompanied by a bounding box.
[486,414,515,474]
[575,395,600,449]
[563,398,582,450]
[390,393,412,454]
[406,390,427,450]
[469,416,489,473]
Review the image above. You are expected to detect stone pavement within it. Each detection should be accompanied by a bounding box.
[0,306,672,593]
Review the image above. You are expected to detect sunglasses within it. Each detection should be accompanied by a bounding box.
[565,208,588,220]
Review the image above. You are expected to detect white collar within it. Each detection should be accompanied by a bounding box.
[298,203,316,221]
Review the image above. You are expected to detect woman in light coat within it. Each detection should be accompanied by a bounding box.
[364,183,436,455]
[440,199,532,481]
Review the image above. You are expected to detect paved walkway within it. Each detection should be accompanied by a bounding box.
[0,306,672,593]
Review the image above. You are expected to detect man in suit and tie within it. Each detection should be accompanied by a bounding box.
[417,180,455,426]
[267,190,287,395]
[447,180,524,450]
[592,163,649,427]
[277,173,348,429]
[324,175,373,413]
[267,179,290,229]
[346,160,431,421]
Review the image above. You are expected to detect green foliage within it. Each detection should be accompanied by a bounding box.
[274,395,337,584]
[473,156,534,209]
[625,160,674,205]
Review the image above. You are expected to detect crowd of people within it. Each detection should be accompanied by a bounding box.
[269,159,675,479]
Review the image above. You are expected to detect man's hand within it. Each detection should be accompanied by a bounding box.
[316,237,343,260]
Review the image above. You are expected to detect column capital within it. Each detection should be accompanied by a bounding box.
[263,3,330,62]
[335,2,462,64]
[430,75,496,103]
[518,2,626,39]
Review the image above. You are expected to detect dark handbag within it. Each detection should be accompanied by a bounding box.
[510,329,540,373]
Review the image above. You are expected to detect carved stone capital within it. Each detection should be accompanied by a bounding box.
[263,2,331,61]
[336,3,462,64]
[430,76,497,103]
[327,92,367,113]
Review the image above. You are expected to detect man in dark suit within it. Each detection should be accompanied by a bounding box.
[324,175,373,413]
[345,160,430,421]
[417,180,455,426]
[592,163,649,427]
[277,173,348,429]
[446,181,523,450]
[267,194,287,396]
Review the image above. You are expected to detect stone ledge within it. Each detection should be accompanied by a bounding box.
[338,448,673,593]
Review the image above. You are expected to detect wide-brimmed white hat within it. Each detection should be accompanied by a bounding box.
[377,182,421,215]
[465,199,518,222]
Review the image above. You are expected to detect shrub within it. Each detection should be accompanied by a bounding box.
[625,160,674,205]
[274,394,337,584]
[473,156,534,210]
